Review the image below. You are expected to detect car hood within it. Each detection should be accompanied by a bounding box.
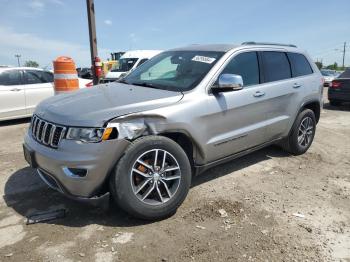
[35,82,183,127]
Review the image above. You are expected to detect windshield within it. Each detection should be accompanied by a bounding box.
[121,50,224,92]
[111,58,138,72]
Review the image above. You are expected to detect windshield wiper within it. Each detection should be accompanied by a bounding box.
[117,79,129,84]
[130,82,159,89]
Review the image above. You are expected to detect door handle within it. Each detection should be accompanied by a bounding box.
[253,91,265,97]
[10,88,21,92]
[293,83,301,88]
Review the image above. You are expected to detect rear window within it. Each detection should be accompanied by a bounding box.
[287,53,313,77]
[43,71,54,82]
[262,51,291,82]
[136,58,148,67]
[338,69,350,78]
[24,70,47,84]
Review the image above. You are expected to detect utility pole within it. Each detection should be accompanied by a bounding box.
[342,42,346,69]
[15,54,21,67]
[86,0,98,85]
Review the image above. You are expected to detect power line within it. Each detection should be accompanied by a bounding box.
[334,42,347,68]
[342,42,346,68]
[312,43,345,56]
[14,54,21,67]
[311,42,349,67]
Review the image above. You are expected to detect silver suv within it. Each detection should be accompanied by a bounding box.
[23,42,323,219]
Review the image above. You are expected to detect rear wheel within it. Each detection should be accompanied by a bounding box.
[110,136,192,220]
[281,109,316,155]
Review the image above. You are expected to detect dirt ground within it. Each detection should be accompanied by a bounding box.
[0,90,349,262]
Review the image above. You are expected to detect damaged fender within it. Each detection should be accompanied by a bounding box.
[106,114,205,164]
[107,114,167,140]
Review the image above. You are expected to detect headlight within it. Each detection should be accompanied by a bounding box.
[66,127,112,143]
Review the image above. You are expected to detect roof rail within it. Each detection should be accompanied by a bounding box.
[241,42,297,48]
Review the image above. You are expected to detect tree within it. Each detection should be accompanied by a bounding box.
[315,61,323,69]
[325,62,338,70]
[24,60,39,68]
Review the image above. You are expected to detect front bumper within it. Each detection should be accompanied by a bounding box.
[24,131,131,198]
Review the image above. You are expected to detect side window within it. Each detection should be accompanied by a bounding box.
[24,70,47,84]
[287,52,313,77]
[0,70,22,86]
[43,71,54,82]
[136,59,148,67]
[262,51,291,82]
[222,52,259,87]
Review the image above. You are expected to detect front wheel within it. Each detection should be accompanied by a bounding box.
[110,136,192,220]
[281,109,316,155]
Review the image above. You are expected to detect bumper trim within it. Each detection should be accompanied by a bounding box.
[37,168,110,206]
[37,169,64,193]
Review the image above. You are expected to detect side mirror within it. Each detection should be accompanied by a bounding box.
[212,74,244,92]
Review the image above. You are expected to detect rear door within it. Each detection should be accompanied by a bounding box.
[259,51,305,141]
[23,70,54,114]
[0,69,26,120]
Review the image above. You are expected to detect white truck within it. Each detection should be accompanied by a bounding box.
[103,50,162,82]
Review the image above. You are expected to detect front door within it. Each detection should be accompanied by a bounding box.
[203,51,270,163]
[23,70,54,114]
[0,70,26,120]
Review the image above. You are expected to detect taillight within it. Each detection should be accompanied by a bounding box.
[331,80,341,88]
[85,81,93,88]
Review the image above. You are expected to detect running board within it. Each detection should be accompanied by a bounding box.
[194,138,283,175]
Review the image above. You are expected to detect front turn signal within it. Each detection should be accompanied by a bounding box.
[102,127,113,141]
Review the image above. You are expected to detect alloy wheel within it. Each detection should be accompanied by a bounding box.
[297,116,314,147]
[130,149,181,205]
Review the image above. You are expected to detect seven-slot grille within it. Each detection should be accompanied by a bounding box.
[31,115,66,148]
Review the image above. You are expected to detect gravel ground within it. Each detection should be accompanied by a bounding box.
[0,90,349,261]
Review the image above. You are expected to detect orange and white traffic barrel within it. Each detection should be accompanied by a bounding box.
[53,56,79,95]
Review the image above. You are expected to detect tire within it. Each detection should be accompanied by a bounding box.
[110,135,192,220]
[281,109,316,155]
[329,100,341,106]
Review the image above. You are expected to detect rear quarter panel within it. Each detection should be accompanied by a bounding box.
[286,67,323,136]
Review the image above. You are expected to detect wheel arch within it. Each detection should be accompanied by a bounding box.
[100,131,202,195]
[159,131,203,168]
[300,100,321,123]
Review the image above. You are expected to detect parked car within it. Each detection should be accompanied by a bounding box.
[24,43,323,219]
[77,67,92,79]
[335,70,344,77]
[0,67,91,121]
[321,69,337,87]
[102,50,163,82]
[328,68,350,106]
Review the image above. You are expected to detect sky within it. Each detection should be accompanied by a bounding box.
[0,0,349,68]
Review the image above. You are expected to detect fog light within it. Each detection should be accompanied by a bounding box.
[63,167,87,178]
